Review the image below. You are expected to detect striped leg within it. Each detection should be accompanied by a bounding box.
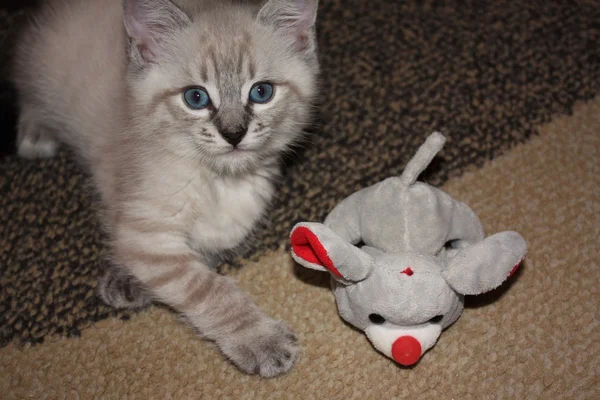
[110,224,299,378]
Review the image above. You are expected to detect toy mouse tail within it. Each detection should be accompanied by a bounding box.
[399,132,446,186]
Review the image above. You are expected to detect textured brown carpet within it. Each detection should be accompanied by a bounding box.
[2,96,598,399]
[0,0,599,397]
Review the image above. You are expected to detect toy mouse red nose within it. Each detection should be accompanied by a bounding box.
[391,336,422,366]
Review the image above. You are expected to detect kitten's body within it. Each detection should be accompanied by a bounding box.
[12,0,319,377]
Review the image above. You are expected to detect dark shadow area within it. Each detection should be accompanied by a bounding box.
[0,1,40,11]
[418,154,446,184]
[465,260,526,309]
[0,80,17,156]
[291,258,332,290]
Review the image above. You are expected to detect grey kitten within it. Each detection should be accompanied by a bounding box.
[12,0,319,377]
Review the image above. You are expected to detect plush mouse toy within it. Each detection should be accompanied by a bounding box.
[290,132,526,366]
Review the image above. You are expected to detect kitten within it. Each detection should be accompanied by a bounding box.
[12,0,319,377]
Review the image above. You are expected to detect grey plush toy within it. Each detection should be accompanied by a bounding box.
[290,132,526,366]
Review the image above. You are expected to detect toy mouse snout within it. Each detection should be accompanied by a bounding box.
[391,336,422,366]
[365,323,443,367]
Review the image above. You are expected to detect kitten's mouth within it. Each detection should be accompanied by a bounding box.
[215,147,257,161]
[223,146,253,154]
[211,147,262,176]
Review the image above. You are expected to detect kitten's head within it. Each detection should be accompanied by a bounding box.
[123,0,319,176]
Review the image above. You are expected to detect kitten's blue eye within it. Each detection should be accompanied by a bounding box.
[249,82,274,104]
[183,87,210,109]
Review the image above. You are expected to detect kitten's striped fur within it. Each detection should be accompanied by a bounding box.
[12,0,319,377]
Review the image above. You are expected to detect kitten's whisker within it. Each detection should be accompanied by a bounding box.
[162,146,197,168]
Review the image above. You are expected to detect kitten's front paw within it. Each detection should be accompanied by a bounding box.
[218,317,299,378]
[97,268,153,310]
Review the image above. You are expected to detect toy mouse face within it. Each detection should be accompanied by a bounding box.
[290,222,526,366]
[332,251,459,328]
[332,250,464,366]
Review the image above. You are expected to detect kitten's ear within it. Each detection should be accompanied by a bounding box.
[257,0,319,53]
[123,0,191,63]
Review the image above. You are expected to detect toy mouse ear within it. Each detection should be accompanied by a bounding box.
[290,222,375,282]
[442,231,527,295]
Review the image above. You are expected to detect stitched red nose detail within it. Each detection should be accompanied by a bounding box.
[401,267,414,276]
[391,336,422,366]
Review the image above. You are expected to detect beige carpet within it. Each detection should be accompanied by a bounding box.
[2,96,598,399]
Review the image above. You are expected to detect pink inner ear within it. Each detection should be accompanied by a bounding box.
[290,227,343,279]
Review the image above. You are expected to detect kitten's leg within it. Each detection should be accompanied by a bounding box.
[16,105,60,159]
[97,267,154,310]
[113,223,299,378]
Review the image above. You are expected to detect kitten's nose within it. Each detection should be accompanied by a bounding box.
[221,128,247,147]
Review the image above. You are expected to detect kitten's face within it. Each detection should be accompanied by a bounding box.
[125,1,319,175]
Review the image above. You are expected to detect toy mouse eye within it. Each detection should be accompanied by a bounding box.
[369,313,386,324]
[429,315,444,324]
